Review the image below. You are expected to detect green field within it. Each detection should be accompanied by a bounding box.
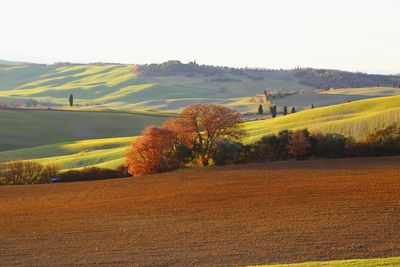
[0,64,310,113]
[244,94,400,142]
[252,256,400,267]
[3,94,400,170]
[2,65,400,114]
[0,108,164,151]
[0,136,135,170]
[272,87,400,112]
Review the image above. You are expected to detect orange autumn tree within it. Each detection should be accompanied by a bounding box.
[165,104,245,166]
[286,130,311,159]
[125,126,182,176]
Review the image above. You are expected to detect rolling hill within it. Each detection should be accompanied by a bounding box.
[1,61,399,114]
[0,108,164,151]
[244,94,400,142]
[3,94,400,170]
[0,136,135,170]
[0,63,308,113]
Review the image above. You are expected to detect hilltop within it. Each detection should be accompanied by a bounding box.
[0,60,399,114]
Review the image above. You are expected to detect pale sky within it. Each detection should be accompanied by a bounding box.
[1,0,399,74]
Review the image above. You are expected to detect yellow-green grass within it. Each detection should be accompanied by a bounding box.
[0,108,164,151]
[251,256,400,267]
[322,87,400,97]
[4,94,400,170]
[3,65,400,114]
[244,94,400,142]
[0,136,135,170]
[0,64,309,113]
[273,87,400,112]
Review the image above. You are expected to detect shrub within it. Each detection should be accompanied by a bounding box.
[0,161,58,185]
[311,133,348,158]
[40,163,60,182]
[366,124,400,155]
[58,166,127,182]
[213,140,243,166]
[286,131,311,159]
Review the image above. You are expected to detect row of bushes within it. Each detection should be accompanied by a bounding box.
[0,161,129,185]
[0,161,59,185]
[58,165,128,182]
[212,124,400,165]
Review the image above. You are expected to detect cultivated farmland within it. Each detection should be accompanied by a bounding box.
[1,157,400,266]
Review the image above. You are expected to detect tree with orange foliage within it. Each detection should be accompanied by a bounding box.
[164,104,245,166]
[286,131,311,159]
[125,126,182,176]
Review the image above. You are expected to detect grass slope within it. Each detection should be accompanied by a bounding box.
[252,256,400,267]
[244,94,400,142]
[0,136,135,170]
[0,108,164,151]
[2,65,400,113]
[0,64,309,113]
[3,94,400,170]
[272,87,400,112]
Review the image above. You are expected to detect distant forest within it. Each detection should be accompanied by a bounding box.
[292,68,400,89]
[2,59,399,89]
[137,60,400,89]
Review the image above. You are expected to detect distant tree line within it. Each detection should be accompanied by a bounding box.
[0,99,61,109]
[0,162,129,185]
[0,161,59,185]
[137,60,276,77]
[292,68,400,89]
[211,124,400,165]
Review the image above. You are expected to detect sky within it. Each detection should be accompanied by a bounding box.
[1,0,399,74]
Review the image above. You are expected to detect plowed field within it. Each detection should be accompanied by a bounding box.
[1,157,400,266]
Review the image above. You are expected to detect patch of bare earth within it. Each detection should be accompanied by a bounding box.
[1,157,400,266]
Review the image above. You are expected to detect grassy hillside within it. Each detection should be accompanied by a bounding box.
[0,136,135,170]
[272,87,400,112]
[3,94,400,170]
[0,108,164,151]
[253,256,400,267]
[244,94,400,142]
[2,64,400,114]
[0,64,310,113]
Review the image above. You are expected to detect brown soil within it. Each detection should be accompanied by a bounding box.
[1,157,400,266]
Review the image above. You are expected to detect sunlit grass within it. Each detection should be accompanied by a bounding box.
[244,94,400,142]
[250,256,400,267]
[0,136,136,170]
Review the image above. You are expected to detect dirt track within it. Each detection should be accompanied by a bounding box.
[1,157,400,266]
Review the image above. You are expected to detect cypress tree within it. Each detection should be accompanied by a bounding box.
[270,105,277,118]
[283,106,288,115]
[69,94,74,107]
[291,106,296,113]
[264,90,269,102]
[258,104,264,114]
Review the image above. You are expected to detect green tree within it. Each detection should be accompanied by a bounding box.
[291,106,296,113]
[263,90,269,102]
[283,106,288,115]
[270,105,277,118]
[69,94,74,107]
[311,103,315,109]
[258,104,264,114]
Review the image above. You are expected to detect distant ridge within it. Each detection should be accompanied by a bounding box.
[0,59,32,66]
